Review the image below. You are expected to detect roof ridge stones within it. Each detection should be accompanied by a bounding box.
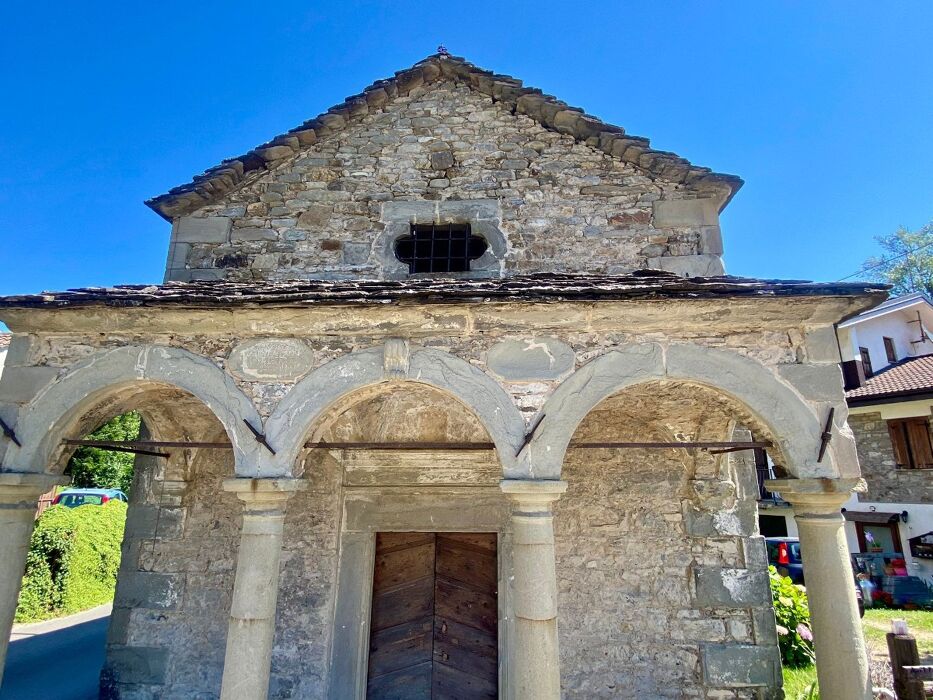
[145,53,744,221]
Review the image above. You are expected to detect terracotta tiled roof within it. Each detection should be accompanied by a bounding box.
[0,272,886,309]
[145,53,743,221]
[846,354,933,402]
[0,333,10,349]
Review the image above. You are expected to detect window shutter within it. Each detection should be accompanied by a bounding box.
[906,419,933,469]
[884,337,897,363]
[888,421,910,467]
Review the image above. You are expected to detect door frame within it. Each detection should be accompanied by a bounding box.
[327,486,514,700]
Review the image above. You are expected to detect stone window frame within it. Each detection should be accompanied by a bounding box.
[378,200,507,280]
[327,486,513,699]
[394,223,489,274]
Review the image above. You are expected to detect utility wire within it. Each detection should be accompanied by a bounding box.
[836,239,933,282]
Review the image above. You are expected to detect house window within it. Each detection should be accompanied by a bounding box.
[855,522,902,553]
[860,347,874,377]
[887,417,933,469]
[393,224,488,274]
[884,337,898,363]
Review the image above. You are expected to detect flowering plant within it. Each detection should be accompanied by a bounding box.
[769,565,814,667]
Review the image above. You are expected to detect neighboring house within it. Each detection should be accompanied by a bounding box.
[0,53,885,699]
[840,293,933,586]
[760,292,933,589]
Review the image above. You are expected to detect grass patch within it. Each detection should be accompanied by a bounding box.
[782,665,818,699]
[781,609,933,698]
[862,608,933,657]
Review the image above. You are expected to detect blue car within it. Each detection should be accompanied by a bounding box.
[767,536,864,616]
[52,488,128,507]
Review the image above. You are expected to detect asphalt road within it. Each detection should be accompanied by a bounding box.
[0,605,110,700]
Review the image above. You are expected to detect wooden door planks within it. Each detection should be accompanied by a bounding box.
[366,532,498,700]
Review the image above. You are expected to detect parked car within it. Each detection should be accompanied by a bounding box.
[52,488,128,508]
[766,537,804,583]
[765,537,865,617]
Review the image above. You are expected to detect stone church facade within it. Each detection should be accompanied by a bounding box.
[0,54,884,699]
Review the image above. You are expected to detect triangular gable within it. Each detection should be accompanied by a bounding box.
[146,52,743,221]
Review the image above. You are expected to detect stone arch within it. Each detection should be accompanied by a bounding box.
[5,345,264,475]
[527,343,838,480]
[264,345,526,476]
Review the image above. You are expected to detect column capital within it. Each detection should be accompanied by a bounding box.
[222,478,307,511]
[765,477,866,516]
[0,471,70,507]
[500,479,567,509]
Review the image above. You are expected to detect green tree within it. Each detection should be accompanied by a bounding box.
[861,221,933,295]
[65,411,141,494]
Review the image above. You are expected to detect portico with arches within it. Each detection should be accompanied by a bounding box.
[0,52,887,700]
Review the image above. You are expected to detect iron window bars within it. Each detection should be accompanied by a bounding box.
[394,224,488,274]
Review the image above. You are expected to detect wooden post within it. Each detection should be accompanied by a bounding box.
[886,629,928,700]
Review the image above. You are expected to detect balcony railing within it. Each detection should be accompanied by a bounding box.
[755,448,786,503]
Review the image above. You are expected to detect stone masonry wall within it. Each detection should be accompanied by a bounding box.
[103,446,343,700]
[555,389,780,699]
[16,316,802,429]
[849,411,933,504]
[102,446,239,699]
[269,461,341,700]
[169,80,724,282]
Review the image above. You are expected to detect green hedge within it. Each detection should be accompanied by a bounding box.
[15,500,127,622]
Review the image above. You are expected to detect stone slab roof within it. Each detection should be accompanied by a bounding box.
[0,272,886,310]
[846,354,933,403]
[145,53,744,221]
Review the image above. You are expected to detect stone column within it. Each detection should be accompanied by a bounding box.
[0,472,69,687]
[500,479,567,700]
[220,478,306,700]
[767,478,872,700]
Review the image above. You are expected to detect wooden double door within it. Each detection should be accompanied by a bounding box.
[366,532,498,699]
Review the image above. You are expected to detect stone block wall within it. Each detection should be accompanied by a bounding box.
[554,394,780,699]
[101,456,343,700]
[269,459,342,699]
[101,447,240,700]
[849,411,933,504]
[167,81,724,282]
[102,449,780,699]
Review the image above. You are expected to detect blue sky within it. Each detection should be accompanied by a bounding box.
[1,2,931,299]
